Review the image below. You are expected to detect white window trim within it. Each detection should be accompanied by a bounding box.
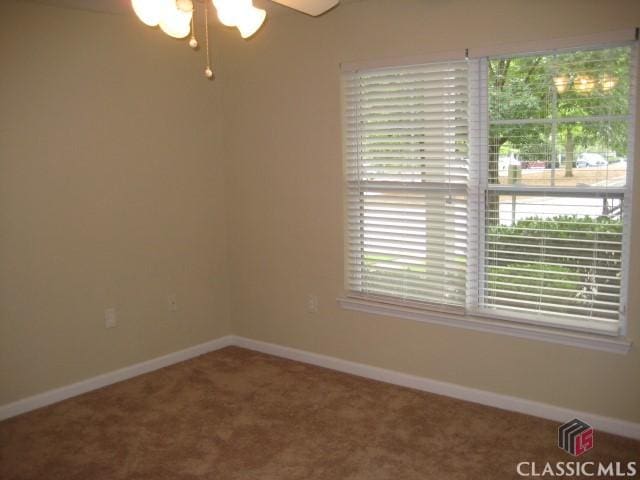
[475,43,636,338]
[337,295,632,354]
[618,40,638,337]
[339,35,638,353]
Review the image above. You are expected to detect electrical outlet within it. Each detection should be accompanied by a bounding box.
[104,307,117,328]
[168,294,178,312]
[306,294,318,314]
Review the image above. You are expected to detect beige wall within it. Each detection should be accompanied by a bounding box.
[0,1,231,404]
[222,0,640,422]
[2,0,640,424]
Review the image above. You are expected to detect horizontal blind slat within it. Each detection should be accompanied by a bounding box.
[344,59,470,309]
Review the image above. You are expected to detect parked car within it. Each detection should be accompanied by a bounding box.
[576,153,608,168]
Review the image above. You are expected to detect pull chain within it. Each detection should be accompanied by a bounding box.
[189,5,198,49]
[204,2,214,79]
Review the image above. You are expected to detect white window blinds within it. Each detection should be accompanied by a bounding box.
[343,61,470,312]
[342,42,635,337]
[481,45,634,335]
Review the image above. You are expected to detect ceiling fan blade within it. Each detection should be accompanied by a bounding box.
[271,0,340,16]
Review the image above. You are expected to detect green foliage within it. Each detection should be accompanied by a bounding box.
[488,214,623,242]
[487,263,578,300]
[486,215,622,319]
[488,47,631,173]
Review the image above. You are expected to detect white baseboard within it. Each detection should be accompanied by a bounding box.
[0,335,234,421]
[2,333,639,440]
[232,336,640,440]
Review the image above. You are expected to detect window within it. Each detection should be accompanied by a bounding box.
[342,42,636,338]
[343,61,471,313]
[481,46,633,335]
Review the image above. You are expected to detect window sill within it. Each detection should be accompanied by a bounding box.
[337,296,632,354]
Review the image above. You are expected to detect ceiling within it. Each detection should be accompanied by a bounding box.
[19,0,361,16]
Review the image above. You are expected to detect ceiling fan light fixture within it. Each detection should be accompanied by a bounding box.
[131,0,164,26]
[176,0,194,13]
[159,16,191,38]
[131,0,339,79]
[237,6,266,39]
[159,1,193,39]
[270,0,339,16]
[212,0,252,27]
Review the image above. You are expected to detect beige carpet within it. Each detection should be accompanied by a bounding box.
[0,346,638,479]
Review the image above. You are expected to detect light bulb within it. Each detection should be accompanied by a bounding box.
[213,0,252,27]
[131,0,164,26]
[236,6,266,38]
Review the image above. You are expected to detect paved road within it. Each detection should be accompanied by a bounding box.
[497,165,626,225]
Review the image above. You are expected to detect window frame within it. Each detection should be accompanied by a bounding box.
[339,34,637,353]
[474,45,636,337]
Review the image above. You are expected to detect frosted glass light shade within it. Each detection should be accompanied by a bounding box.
[175,0,194,12]
[574,75,595,94]
[553,75,569,94]
[160,16,191,38]
[213,0,252,27]
[159,0,192,38]
[131,0,164,26]
[237,6,266,38]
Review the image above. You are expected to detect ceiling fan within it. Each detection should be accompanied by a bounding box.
[131,0,338,78]
[268,0,339,16]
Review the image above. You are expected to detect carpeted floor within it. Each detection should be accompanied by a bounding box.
[0,346,638,479]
